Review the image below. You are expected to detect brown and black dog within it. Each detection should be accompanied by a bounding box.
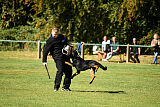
[65,50,107,84]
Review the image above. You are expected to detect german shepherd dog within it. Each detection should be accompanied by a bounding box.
[65,50,107,84]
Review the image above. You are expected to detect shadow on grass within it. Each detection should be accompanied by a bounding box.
[73,90,126,94]
[109,60,126,63]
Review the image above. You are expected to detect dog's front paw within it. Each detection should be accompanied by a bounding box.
[104,67,107,70]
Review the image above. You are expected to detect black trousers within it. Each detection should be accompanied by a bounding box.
[54,57,72,89]
[130,53,140,63]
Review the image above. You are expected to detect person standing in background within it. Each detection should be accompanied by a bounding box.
[151,34,160,64]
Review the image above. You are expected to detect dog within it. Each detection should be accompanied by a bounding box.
[65,50,107,84]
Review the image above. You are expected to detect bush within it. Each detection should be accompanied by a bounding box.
[139,28,160,54]
[0,26,40,51]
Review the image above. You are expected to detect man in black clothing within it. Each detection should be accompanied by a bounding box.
[130,38,140,63]
[42,27,72,91]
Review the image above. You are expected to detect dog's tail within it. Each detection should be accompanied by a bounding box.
[99,64,107,70]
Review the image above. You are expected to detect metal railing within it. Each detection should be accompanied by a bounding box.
[0,40,154,63]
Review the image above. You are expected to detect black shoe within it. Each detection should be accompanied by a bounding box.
[61,88,71,91]
[53,88,59,92]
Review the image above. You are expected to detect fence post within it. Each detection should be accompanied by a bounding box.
[119,50,122,62]
[37,40,41,59]
[126,44,130,63]
[81,42,84,59]
[138,47,141,55]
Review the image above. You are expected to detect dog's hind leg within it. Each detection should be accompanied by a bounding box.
[89,68,95,84]
[94,66,99,72]
[92,66,99,72]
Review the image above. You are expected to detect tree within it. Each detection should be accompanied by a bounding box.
[0,0,35,28]
[1,0,160,54]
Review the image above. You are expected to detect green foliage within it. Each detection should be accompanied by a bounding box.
[139,27,160,54]
[0,0,160,54]
[0,0,35,28]
[118,0,160,44]
[0,26,39,40]
[0,26,39,50]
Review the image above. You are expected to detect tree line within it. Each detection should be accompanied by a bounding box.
[0,0,160,54]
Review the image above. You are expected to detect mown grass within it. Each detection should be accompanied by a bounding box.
[0,51,160,107]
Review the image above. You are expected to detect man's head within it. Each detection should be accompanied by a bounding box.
[112,37,116,42]
[154,34,159,40]
[103,36,107,41]
[52,27,59,38]
[133,38,136,44]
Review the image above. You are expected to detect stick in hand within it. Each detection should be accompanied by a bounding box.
[44,64,51,79]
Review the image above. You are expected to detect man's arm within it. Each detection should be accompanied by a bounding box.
[158,40,160,46]
[113,42,119,53]
[101,41,105,52]
[113,46,119,52]
[42,39,54,64]
[102,46,104,52]
[63,35,70,46]
[151,40,155,47]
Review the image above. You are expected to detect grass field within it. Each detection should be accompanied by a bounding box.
[0,51,160,107]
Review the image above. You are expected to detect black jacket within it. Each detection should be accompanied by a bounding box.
[42,34,68,62]
[131,43,139,54]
